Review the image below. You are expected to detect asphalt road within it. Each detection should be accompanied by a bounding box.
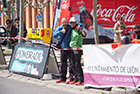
[0,77,78,94]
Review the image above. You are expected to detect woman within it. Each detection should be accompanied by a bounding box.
[6,19,18,51]
[114,16,127,43]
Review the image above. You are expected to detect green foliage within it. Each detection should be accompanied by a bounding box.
[101,91,104,94]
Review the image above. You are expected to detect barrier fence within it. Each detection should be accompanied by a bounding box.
[0,36,84,50]
[0,36,58,50]
[1,36,140,50]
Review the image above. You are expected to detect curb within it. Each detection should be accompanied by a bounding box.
[0,69,111,94]
[1,46,140,94]
[111,87,140,94]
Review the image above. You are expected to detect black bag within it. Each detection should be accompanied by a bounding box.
[55,29,67,49]
[55,40,61,49]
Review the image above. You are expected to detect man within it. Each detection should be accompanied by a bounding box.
[6,19,18,51]
[53,18,75,84]
[131,25,140,40]
[14,17,27,43]
[122,30,130,45]
[69,17,86,85]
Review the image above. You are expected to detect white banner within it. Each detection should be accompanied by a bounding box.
[83,44,140,76]
[83,44,140,87]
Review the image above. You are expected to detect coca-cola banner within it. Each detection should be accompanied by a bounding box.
[70,0,140,29]
[53,0,62,30]
[83,44,140,88]
[96,0,139,29]
[53,0,140,39]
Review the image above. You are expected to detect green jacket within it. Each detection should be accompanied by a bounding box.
[70,29,83,48]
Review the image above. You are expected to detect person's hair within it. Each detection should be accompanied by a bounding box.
[6,19,13,24]
[134,25,140,29]
[118,22,124,29]
[117,16,123,21]
[14,17,20,22]
[61,18,68,23]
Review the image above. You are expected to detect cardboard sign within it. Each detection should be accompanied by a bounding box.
[9,44,50,78]
[47,48,60,74]
[0,44,6,64]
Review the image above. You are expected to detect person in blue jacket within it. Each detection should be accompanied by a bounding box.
[122,30,130,44]
[53,18,75,84]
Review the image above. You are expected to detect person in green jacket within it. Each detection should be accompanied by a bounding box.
[69,17,86,85]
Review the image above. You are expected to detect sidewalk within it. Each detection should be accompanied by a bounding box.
[0,46,139,94]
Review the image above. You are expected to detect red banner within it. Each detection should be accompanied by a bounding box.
[59,0,140,30]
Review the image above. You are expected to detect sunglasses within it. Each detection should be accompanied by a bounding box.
[6,23,10,25]
[118,19,123,20]
[62,22,67,24]
[70,22,76,24]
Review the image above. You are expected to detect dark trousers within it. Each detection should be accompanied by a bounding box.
[11,44,15,52]
[73,50,84,82]
[60,50,75,81]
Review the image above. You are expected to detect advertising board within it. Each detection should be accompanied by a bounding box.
[9,44,50,78]
[83,44,140,88]
[53,0,140,43]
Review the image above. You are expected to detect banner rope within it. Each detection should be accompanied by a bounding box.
[2,36,140,50]
[0,36,82,50]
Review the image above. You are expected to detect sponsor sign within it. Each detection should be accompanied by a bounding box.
[9,44,50,78]
[53,0,140,40]
[83,44,140,88]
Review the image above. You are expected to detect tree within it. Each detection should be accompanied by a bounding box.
[24,0,54,28]
[93,0,99,44]
[1,0,54,27]
[1,0,55,43]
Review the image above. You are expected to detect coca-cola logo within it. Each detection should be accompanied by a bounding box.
[76,0,85,7]
[61,0,68,9]
[96,4,138,22]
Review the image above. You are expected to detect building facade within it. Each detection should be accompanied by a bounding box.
[0,0,54,29]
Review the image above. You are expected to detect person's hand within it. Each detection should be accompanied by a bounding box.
[120,30,124,32]
[115,30,123,33]
[60,28,66,33]
[8,39,12,43]
[76,25,80,31]
[5,26,10,30]
[82,30,86,37]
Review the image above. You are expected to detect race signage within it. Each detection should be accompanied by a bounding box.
[9,44,50,78]
[0,44,6,64]
[83,44,140,88]
[46,48,60,74]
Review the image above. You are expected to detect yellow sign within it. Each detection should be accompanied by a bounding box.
[5,15,9,20]
[27,28,52,44]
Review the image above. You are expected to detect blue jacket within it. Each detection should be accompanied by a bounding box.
[53,24,72,49]
[122,37,130,45]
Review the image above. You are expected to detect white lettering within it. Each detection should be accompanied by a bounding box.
[16,48,43,63]
[95,4,138,22]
